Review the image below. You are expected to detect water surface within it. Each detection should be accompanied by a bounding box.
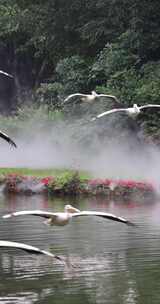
[0,194,160,303]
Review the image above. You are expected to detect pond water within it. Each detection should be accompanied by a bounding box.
[0,193,160,303]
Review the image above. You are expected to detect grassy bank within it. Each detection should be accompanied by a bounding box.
[0,168,90,180]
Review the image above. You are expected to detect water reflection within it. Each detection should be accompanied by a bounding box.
[0,194,160,303]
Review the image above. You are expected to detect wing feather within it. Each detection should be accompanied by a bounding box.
[91,108,126,121]
[3,210,57,220]
[139,104,160,110]
[98,94,121,104]
[64,93,87,103]
[0,70,13,78]
[72,211,135,226]
[0,131,17,148]
[0,240,63,261]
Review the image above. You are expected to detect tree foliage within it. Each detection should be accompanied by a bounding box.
[1,0,160,137]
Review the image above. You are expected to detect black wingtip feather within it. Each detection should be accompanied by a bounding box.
[9,139,17,148]
[126,221,137,227]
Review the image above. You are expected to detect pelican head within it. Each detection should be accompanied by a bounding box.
[64,204,80,213]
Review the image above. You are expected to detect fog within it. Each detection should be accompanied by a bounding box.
[1,111,160,186]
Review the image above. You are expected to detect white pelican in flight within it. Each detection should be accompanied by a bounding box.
[3,204,135,227]
[64,91,120,104]
[0,70,13,78]
[0,240,63,261]
[91,103,160,121]
[0,131,17,148]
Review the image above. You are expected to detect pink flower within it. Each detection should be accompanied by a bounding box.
[41,176,54,185]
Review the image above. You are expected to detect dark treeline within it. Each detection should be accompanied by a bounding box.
[0,0,160,138]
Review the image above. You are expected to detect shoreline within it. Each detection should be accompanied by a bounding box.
[0,172,157,201]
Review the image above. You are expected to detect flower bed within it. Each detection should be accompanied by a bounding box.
[86,178,155,200]
[0,173,157,199]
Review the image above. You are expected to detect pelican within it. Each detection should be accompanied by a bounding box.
[0,70,13,78]
[0,240,63,261]
[0,131,17,148]
[64,91,120,104]
[3,204,135,226]
[91,103,160,121]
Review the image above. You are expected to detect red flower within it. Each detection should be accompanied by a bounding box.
[41,176,54,185]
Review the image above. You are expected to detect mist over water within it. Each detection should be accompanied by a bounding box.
[1,111,160,186]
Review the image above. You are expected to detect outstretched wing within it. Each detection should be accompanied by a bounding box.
[0,240,63,261]
[64,93,87,103]
[3,210,57,220]
[72,211,135,226]
[0,70,13,78]
[0,131,17,148]
[91,108,126,121]
[139,104,160,110]
[98,94,121,104]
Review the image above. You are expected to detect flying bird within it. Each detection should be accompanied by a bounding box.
[0,240,63,262]
[91,103,160,121]
[64,91,120,104]
[0,70,13,78]
[3,204,135,227]
[0,131,17,148]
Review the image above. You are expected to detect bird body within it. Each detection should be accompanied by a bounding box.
[64,91,120,104]
[3,204,135,227]
[64,91,97,103]
[46,212,72,226]
[91,103,160,121]
[126,104,140,118]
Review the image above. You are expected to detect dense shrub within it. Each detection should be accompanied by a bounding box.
[48,171,82,194]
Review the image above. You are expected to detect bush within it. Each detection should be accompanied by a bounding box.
[48,171,82,194]
[90,42,139,82]
[55,55,90,95]
[36,82,64,108]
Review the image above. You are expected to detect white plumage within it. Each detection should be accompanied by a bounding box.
[0,70,13,78]
[3,204,135,227]
[64,91,120,104]
[91,103,160,121]
[0,240,63,261]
